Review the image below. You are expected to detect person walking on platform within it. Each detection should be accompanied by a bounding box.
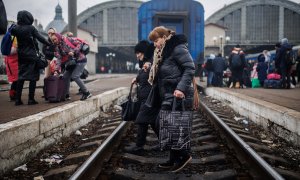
[197,53,205,82]
[228,45,246,88]
[124,40,159,154]
[296,49,300,85]
[275,38,293,89]
[11,10,50,106]
[148,26,195,172]
[212,53,227,87]
[205,54,215,87]
[51,33,92,100]
[256,54,268,87]
[4,38,18,101]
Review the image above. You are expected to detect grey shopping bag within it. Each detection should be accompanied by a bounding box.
[159,98,193,150]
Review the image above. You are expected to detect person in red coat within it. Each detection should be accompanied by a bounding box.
[4,38,18,101]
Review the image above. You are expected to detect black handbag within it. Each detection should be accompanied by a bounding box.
[32,37,48,69]
[65,57,77,71]
[159,97,193,150]
[121,83,141,121]
[80,68,89,79]
[35,53,48,69]
[145,82,159,108]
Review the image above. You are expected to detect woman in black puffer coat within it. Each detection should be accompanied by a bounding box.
[148,26,195,173]
[124,40,159,153]
[11,10,50,105]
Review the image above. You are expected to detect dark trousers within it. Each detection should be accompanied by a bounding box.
[279,67,291,88]
[197,64,204,79]
[297,64,300,83]
[16,80,36,100]
[136,123,159,147]
[213,72,223,87]
[231,68,243,87]
[9,81,17,99]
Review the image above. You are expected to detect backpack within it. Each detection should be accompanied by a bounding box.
[1,24,16,55]
[80,41,90,55]
[65,37,90,55]
[285,50,294,67]
[231,52,242,69]
[205,59,213,71]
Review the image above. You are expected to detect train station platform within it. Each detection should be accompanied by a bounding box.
[0,74,136,174]
[198,78,300,147]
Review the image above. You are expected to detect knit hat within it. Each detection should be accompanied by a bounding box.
[134,40,150,54]
[144,43,155,61]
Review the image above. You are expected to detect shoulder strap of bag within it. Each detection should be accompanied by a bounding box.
[128,83,138,100]
[193,77,199,110]
[64,37,76,49]
[31,37,40,57]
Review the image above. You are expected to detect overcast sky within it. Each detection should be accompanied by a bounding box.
[3,0,300,28]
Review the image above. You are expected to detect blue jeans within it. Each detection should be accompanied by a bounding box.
[207,71,214,86]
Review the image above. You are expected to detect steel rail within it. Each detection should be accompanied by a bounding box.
[69,121,130,180]
[199,101,284,180]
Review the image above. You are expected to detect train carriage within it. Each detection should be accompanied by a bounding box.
[138,0,205,61]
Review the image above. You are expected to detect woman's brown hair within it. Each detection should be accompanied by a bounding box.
[148,26,174,41]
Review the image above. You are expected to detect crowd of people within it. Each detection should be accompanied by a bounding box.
[199,39,300,89]
[3,10,91,106]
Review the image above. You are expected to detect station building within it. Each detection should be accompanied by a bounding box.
[77,0,142,73]
[205,0,300,56]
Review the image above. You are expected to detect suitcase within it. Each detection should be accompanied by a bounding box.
[263,79,282,89]
[44,75,66,102]
[267,73,281,80]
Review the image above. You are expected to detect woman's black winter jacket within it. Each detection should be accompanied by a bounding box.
[157,34,195,109]
[11,10,50,81]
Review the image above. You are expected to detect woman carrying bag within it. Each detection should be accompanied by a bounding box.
[124,40,159,154]
[50,33,91,101]
[11,10,50,106]
[148,26,195,173]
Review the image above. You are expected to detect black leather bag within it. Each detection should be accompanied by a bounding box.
[121,83,141,121]
[145,82,159,108]
[65,57,77,71]
[32,37,48,69]
[159,97,193,150]
[35,53,48,69]
[80,68,89,79]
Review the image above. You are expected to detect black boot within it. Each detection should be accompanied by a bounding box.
[28,99,38,105]
[15,99,24,106]
[124,145,144,154]
[28,80,38,105]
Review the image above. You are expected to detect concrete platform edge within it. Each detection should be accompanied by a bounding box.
[0,87,129,175]
[204,87,300,146]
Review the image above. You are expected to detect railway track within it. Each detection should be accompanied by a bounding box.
[4,95,299,179]
[65,96,299,179]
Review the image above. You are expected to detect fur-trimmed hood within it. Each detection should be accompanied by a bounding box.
[162,34,188,59]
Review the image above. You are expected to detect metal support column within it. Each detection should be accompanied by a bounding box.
[68,0,77,37]
[278,6,284,41]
